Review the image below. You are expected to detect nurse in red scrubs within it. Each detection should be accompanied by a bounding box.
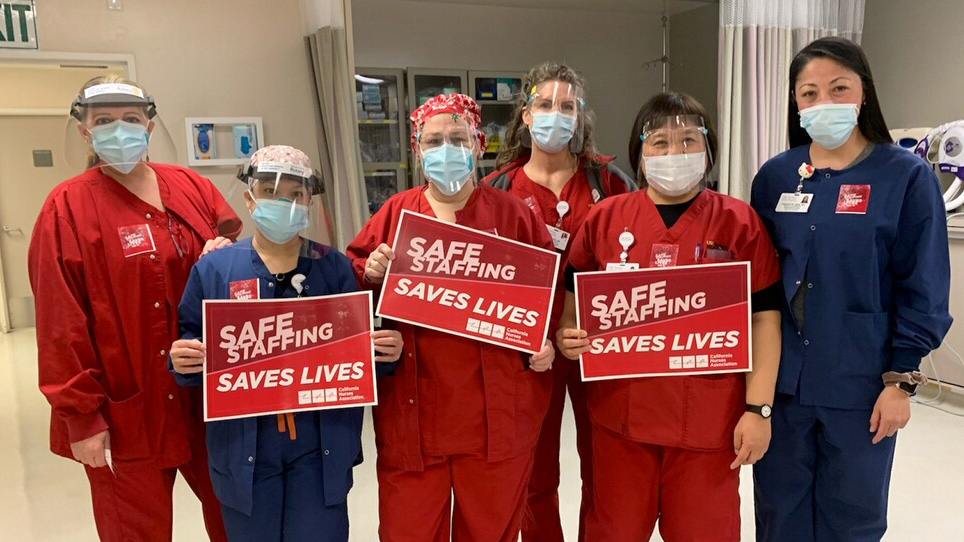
[346,93,556,542]
[557,92,783,542]
[28,75,236,541]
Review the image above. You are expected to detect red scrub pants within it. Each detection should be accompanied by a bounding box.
[84,444,227,542]
[585,424,740,542]
[522,351,593,542]
[377,451,535,542]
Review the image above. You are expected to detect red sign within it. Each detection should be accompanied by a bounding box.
[836,184,871,214]
[575,262,752,381]
[203,291,376,421]
[376,210,559,354]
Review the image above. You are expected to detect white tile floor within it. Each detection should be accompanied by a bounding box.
[1,327,963,541]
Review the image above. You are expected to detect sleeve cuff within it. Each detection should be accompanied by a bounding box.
[173,372,203,387]
[891,348,924,373]
[64,410,109,444]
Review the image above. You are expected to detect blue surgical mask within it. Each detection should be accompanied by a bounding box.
[421,144,474,196]
[530,111,576,153]
[799,103,859,150]
[250,197,309,244]
[89,120,150,174]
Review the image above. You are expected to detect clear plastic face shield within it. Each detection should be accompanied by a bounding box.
[639,115,711,197]
[238,160,327,252]
[524,80,586,153]
[415,113,480,196]
[64,82,178,173]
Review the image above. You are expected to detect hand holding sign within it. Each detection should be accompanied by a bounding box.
[556,327,590,361]
[528,340,555,372]
[365,243,395,284]
[171,339,206,374]
[372,329,403,362]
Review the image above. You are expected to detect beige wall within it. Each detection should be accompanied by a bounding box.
[352,0,665,174]
[669,3,719,126]
[32,0,325,237]
[0,63,126,110]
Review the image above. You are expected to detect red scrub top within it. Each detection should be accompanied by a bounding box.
[346,184,555,471]
[568,189,780,451]
[28,163,242,465]
[486,156,630,335]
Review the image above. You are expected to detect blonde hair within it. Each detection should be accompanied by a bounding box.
[496,62,601,169]
[77,74,150,169]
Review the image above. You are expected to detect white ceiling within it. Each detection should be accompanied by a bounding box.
[384,0,718,16]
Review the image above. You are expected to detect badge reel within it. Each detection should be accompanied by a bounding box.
[607,231,639,271]
[776,162,815,213]
[546,200,571,251]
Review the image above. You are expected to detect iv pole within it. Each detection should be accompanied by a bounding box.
[641,0,674,91]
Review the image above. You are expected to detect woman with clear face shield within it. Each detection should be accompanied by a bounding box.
[750,37,951,542]
[555,92,783,541]
[169,145,403,542]
[483,62,635,542]
[346,93,557,541]
[27,75,241,541]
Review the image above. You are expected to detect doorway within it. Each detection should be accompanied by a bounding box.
[0,52,133,331]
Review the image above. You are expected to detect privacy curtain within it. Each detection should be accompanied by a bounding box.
[717,0,865,201]
[304,0,369,249]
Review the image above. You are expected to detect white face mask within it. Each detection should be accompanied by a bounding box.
[642,152,706,197]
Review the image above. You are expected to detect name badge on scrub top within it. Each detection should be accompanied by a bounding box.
[649,243,679,267]
[606,262,640,271]
[229,279,260,300]
[117,224,156,257]
[836,185,871,214]
[775,193,813,213]
[546,224,570,251]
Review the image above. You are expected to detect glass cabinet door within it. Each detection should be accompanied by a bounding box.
[364,169,402,215]
[356,71,403,164]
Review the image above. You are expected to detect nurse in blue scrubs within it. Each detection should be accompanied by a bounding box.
[750,37,952,542]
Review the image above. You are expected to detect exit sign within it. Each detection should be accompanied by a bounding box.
[0,1,37,49]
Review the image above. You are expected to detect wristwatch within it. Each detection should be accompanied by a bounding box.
[747,404,772,419]
[895,381,918,396]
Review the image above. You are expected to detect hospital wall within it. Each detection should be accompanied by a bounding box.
[351,0,665,175]
[34,0,325,238]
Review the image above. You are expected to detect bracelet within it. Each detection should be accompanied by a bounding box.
[881,371,928,386]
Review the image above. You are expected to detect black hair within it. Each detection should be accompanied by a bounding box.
[787,36,893,148]
[628,92,718,182]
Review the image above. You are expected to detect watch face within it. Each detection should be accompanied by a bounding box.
[761,405,772,418]
[898,382,917,394]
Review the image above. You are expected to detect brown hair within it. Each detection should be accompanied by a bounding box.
[628,92,719,183]
[496,62,601,169]
[76,74,149,169]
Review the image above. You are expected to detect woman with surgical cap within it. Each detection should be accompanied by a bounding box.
[346,93,556,541]
[484,61,635,542]
[171,145,403,542]
[27,75,240,541]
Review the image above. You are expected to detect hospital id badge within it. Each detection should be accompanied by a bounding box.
[546,224,570,251]
[606,262,639,271]
[775,193,813,213]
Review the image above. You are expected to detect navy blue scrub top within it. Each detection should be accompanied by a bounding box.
[751,143,952,410]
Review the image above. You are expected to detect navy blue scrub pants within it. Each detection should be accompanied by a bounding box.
[753,393,897,542]
[220,412,349,542]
